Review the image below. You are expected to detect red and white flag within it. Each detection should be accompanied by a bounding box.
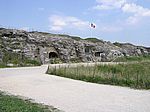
[90,23,96,28]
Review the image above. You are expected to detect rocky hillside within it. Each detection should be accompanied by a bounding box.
[0,28,149,64]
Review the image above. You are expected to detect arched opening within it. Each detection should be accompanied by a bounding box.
[85,47,90,53]
[85,46,93,54]
[49,52,58,59]
[95,52,103,57]
[114,53,117,56]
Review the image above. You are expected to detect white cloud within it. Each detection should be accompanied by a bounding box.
[93,0,126,10]
[49,15,89,31]
[122,3,150,16]
[122,3,150,24]
[93,0,150,25]
[49,14,122,33]
[94,0,150,17]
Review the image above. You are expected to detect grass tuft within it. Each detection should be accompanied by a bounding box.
[0,91,61,112]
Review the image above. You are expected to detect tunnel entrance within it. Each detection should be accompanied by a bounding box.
[49,52,58,59]
[95,52,103,57]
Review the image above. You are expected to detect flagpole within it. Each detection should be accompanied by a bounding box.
[90,23,93,38]
[90,25,92,38]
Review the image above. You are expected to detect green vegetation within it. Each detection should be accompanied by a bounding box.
[0,91,60,112]
[70,58,82,63]
[50,58,62,64]
[114,55,150,62]
[113,42,134,47]
[30,31,106,43]
[33,32,83,41]
[113,42,122,47]
[0,51,41,68]
[24,59,41,66]
[84,38,104,43]
[34,32,106,43]
[47,62,150,89]
[56,34,83,41]
[0,63,6,68]
[70,36,83,41]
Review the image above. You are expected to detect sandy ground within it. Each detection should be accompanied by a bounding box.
[0,64,150,112]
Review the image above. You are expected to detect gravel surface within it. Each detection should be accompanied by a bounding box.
[0,64,150,112]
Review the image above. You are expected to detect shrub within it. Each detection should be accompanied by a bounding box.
[24,59,41,66]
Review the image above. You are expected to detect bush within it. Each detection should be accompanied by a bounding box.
[24,59,41,66]
[1,51,41,67]
[0,63,6,68]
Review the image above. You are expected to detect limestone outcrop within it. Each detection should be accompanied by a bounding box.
[0,28,149,64]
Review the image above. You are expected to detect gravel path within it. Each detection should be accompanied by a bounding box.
[0,65,150,112]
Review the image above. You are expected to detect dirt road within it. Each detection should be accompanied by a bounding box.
[0,64,150,112]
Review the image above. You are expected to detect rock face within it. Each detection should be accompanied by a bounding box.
[0,28,149,64]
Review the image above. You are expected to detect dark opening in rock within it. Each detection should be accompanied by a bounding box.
[95,52,103,57]
[49,52,58,58]
[85,47,90,53]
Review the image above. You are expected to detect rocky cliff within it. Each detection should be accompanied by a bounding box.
[0,28,149,64]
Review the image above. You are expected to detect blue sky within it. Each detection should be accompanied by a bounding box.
[0,0,150,47]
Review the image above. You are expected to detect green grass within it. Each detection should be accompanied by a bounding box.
[0,63,6,68]
[0,91,60,112]
[47,62,150,89]
[113,42,122,47]
[24,59,41,66]
[114,55,150,62]
[0,51,41,68]
[84,38,104,43]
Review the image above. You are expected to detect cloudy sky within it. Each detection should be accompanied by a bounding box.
[0,0,150,46]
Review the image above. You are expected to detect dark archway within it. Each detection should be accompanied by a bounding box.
[85,47,90,53]
[95,52,103,57]
[49,52,58,59]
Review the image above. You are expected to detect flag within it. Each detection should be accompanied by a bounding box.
[90,23,96,28]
